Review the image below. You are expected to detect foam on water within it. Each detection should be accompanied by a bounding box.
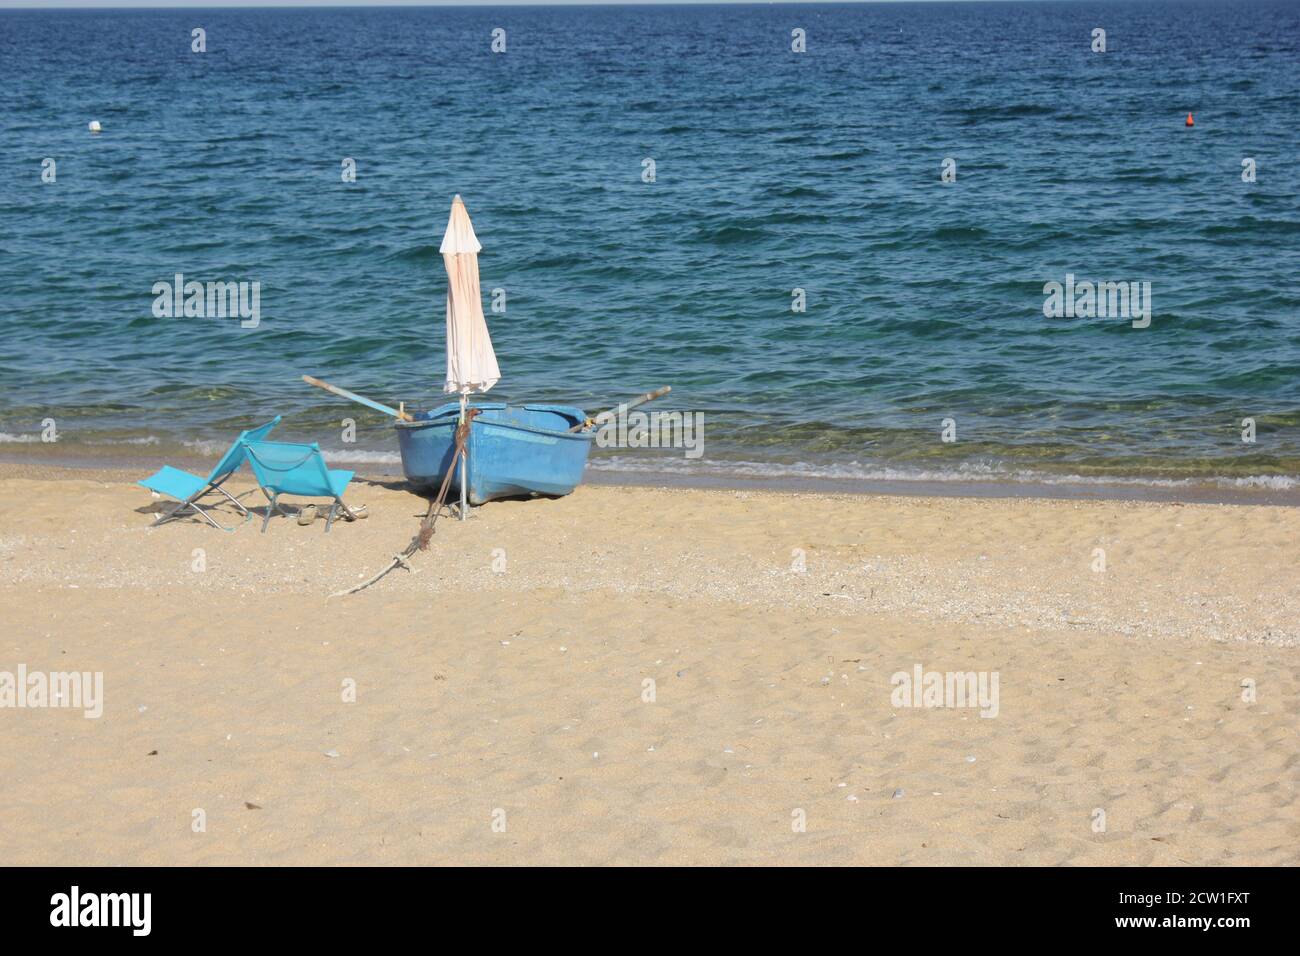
[314,448,403,466]
[587,454,1300,492]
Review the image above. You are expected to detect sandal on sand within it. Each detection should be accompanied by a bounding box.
[345,504,368,521]
[297,504,317,526]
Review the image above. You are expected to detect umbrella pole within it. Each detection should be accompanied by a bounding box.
[458,392,468,520]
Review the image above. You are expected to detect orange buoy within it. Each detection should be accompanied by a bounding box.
[1185,112,1194,127]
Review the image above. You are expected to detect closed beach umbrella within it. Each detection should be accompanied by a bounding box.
[440,194,500,395]
[439,195,499,518]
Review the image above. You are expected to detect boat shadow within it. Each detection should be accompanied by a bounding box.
[349,475,563,513]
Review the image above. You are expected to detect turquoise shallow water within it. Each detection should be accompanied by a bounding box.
[2,2,1299,490]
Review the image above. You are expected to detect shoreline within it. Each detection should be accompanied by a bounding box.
[3,450,1298,509]
[584,465,1300,508]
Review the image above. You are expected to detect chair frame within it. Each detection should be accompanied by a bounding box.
[242,440,358,533]
[145,417,281,531]
[151,472,252,531]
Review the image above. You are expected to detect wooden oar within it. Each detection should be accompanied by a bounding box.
[302,375,414,422]
[568,385,671,433]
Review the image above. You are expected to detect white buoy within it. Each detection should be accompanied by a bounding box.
[88,120,102,133]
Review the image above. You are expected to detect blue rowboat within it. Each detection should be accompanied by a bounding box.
[395,401,595,504]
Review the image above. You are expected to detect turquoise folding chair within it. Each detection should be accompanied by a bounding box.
[241,440,358,533]
[138,417,281,531]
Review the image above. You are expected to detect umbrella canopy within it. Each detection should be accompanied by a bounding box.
[439,195,500,394]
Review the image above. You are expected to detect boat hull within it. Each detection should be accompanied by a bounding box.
[395,402,594,505]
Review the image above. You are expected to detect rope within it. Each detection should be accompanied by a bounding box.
[331,409,479,597]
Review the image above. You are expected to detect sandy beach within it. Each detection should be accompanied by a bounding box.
[0,462,1296,866]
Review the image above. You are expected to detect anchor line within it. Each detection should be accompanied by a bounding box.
[332,408,480,597]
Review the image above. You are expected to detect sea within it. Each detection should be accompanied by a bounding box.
[2,1,1298,500]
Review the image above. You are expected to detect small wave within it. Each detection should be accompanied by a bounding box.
[586,455,1298,492]
[956,103,1058,122]
[385,243,440,264]
[811,149,872,161]
[180,439,400,465]
[690,224,770,245]
[1200,218,1300,238]
[0,433,40,443]
[929,225,991,242]
[316,448,402,465]
[86,436,161,446]
[181,438,231,457]
[771,188,832,202]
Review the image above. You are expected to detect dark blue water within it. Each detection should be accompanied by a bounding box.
[2,2,1299,489]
